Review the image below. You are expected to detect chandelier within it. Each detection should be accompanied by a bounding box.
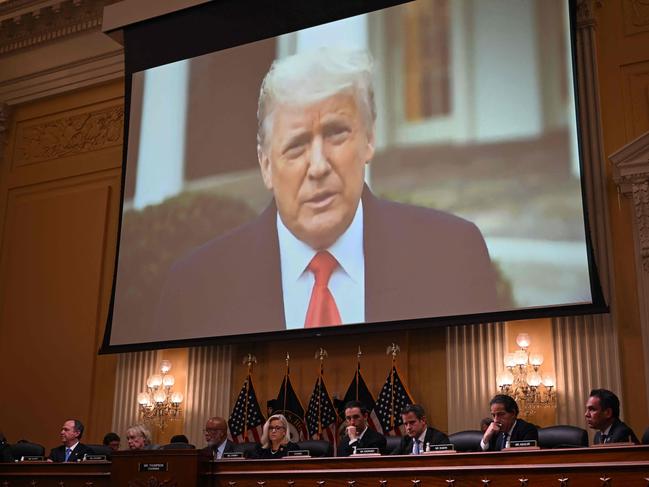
[496,333,557,416]
[137,360,184,430]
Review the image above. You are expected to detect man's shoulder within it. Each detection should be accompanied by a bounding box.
[169,205,275,275]
[368,193,481,235]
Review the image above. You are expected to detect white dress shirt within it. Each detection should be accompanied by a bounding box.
[277,201,365,329]
[480,420,517,451]
[411,428,429,454]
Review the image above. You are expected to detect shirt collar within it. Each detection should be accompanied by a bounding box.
[601,423,613,436]
[416,428,428,445]
[277,200,364,282]
[67,441,79,451]
[507,420,517,436]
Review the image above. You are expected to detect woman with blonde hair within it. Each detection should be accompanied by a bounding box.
[252,414,300,459]
[125,424,156,450]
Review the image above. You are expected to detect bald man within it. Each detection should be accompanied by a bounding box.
[202,417,234,459]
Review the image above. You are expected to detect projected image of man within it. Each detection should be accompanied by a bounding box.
[154,47,499,337]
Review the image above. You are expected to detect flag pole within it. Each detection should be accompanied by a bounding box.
[242,353,256,441]
[386,343,400,432]
[283,352,290,412]
[315,348,328,437]
[356,346,362,400]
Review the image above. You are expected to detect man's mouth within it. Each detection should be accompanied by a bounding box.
[305,191,336,209]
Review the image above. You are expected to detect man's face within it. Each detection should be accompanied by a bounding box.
[402,412,427,438]
[490,402,516,433]
[344,407,368,432]
[107,440,120,451]
[585,396,613,430]
[60,420,79,446]
[126,432,146,450]
[204,419,227,447]
[259,94,374,250]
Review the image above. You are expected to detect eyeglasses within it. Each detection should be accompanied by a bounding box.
[268,426,286,432]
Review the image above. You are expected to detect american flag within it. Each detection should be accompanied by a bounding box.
[375,365,414,436]
[270,372,308,441]
[306,375,338,444]
[336,365,383,433]
[227,374,265,443]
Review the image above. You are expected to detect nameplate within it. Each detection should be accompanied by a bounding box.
[508,440,538,448]
[591,441,634,448]
[19,456,44,461]
[425,444,455,452]
[82,454,107,461]
[353,447,380,455]
[286,450,311,457]
[222,452,244,459]
[139,463,168,472]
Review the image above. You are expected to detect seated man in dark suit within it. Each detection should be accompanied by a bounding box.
[0,432,12,462]
[338,400,386,456]
[585,388,639,444]
[391,404,449,455]
[480,395,538,451]
[48,419,92,462]
[202,416,234,459]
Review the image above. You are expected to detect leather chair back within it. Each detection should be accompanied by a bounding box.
[448,430,483,452]
[296,440,332,457]
[538,425,588,448]
[10,442,45,459]
[231,442,258,458]
[160,442,196,449]
[385,435,402,453]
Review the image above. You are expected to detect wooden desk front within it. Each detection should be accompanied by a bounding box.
[213,445,649,487]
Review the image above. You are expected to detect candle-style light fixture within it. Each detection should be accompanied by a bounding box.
[136,360,183,430]
[496,333,556,416]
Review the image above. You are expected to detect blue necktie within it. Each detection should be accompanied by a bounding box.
[64,447,72,462]
[413,439,421,455]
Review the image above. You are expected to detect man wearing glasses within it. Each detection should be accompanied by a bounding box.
[338,400,386,456]
[202,416,234,459]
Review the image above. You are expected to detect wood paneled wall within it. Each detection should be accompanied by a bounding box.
[0,81,123,449]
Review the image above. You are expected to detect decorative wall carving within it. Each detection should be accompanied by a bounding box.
[576,0,603,27]
[0,102,9,159]
[624,0,649,35]
[13,104,123,165]
[0,0,114,56]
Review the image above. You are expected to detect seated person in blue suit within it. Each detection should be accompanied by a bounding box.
[338,400,386,456]
[391,404,449,455]
[480,395,538,451]
[585,388,639,444]
[48,419,92,462]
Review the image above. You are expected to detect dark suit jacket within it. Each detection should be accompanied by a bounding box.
[338,427,387,456]
[251,441,300,459]
[486,419,539,451]
[594,418,639,444]
[391,427,450,455]
[49,443,93,462]
[201,439,235,459]
[152,187,499,341]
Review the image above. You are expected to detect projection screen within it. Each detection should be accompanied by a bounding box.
[102,0,606,351]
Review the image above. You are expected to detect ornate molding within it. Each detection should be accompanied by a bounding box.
[0,0,115,57]
[576,0,603,28]
[611,130,649,272]
[13,104,123,165]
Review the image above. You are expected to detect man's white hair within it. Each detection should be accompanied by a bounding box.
[257,46,376,151]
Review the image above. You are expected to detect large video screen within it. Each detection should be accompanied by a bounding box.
[103,0,605,350]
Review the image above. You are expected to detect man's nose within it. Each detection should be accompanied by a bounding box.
[307,137,331,179]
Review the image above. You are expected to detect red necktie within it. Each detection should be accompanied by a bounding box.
[304,251,342,327]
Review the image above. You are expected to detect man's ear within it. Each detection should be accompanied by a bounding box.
[258,144,273,190]
[603,407,613,420]
[365,131,375,165]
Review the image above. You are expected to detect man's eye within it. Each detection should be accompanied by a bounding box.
[284,144,306,159]
[327,127,350,143]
